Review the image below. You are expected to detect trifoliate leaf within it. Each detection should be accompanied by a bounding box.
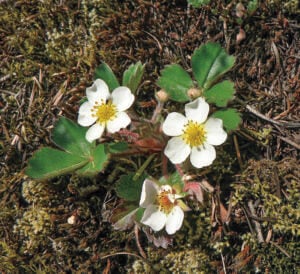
[94,62,119,91]
[203,80,235,107]
[191,42,235,89]
[122,61,145,93]
[212,108,241,132]
[115,172,147,201]
[157,64,193,102]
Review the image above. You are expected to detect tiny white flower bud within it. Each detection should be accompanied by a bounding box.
[187,87,202,99]
[155,89,169,102]
[67,215,76,225]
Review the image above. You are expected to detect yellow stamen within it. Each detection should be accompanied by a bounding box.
[182,121,206,147]
[92,100,117,124]
[157,189,175,214]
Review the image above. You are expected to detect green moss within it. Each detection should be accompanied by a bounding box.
[267,0,300,14]
[14,206,53,254]
[231,158,300,271]
[131,247,211,273]
[232,158,300,235]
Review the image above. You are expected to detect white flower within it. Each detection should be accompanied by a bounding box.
[78,79,134,142]
[162,97,227,168]
[139,179,187,235]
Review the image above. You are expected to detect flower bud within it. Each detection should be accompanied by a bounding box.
[187,87,202,99]
[155,89,169,102]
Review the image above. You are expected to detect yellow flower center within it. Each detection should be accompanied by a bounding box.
[92,100,117,124]
[157,189,175,214]
[182,121,206,147]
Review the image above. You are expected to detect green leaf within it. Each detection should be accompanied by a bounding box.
[187,0,211,8]
[76,144,109,176]
[157,64,193,102]
[122,61,145,93]
[159,171,184,189]
[191,42,235,89]
[25,148,88,180]
[247,0,258,14]
[94,62,119,91]
[135,207,145,222]
[52,117,94,155]
[115,172,147,201]
[203,80,235,107]
[107,142,128,153]
[26,118,109,180]
[212,108,241,132]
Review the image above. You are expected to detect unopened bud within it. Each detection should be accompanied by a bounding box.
[187,87,202,99]
[155,89,169,102]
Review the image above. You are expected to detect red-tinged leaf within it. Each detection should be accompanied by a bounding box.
[118,129,139,143]
[184,182,204,203]
[232,245,253,271]
[135,138,164,152]
[103,259,111,274]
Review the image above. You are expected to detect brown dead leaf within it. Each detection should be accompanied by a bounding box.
[236,28,246,44]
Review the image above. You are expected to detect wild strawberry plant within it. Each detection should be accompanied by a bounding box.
[26,42,241,244]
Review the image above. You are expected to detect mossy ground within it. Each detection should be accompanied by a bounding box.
[0,0,299,273]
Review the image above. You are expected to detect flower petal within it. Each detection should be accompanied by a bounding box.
[190,143,216,168]
[78,101,93,115]
[185,97,209,123]
[162,112,187,136]
[139,179,159,208]
[164,136,191,164]
[141,205,166,232]
[85,123,105,143]
[86,79,110,104]
[205,118,227,145]
[106,112,131,133]
[165,206,184,234]
[111,86,134,111]
[78,114,97,127]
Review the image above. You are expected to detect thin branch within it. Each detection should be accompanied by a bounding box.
[151,101,164,123]
[221,252,227,274]
[134,224,147,259]
[233,134,243,169]
[278,136,300,150]
[100,251,146,262]
[248,200,264,243]
[235,98,300,128]
[245,104,300,128]
[270,241,291,258]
